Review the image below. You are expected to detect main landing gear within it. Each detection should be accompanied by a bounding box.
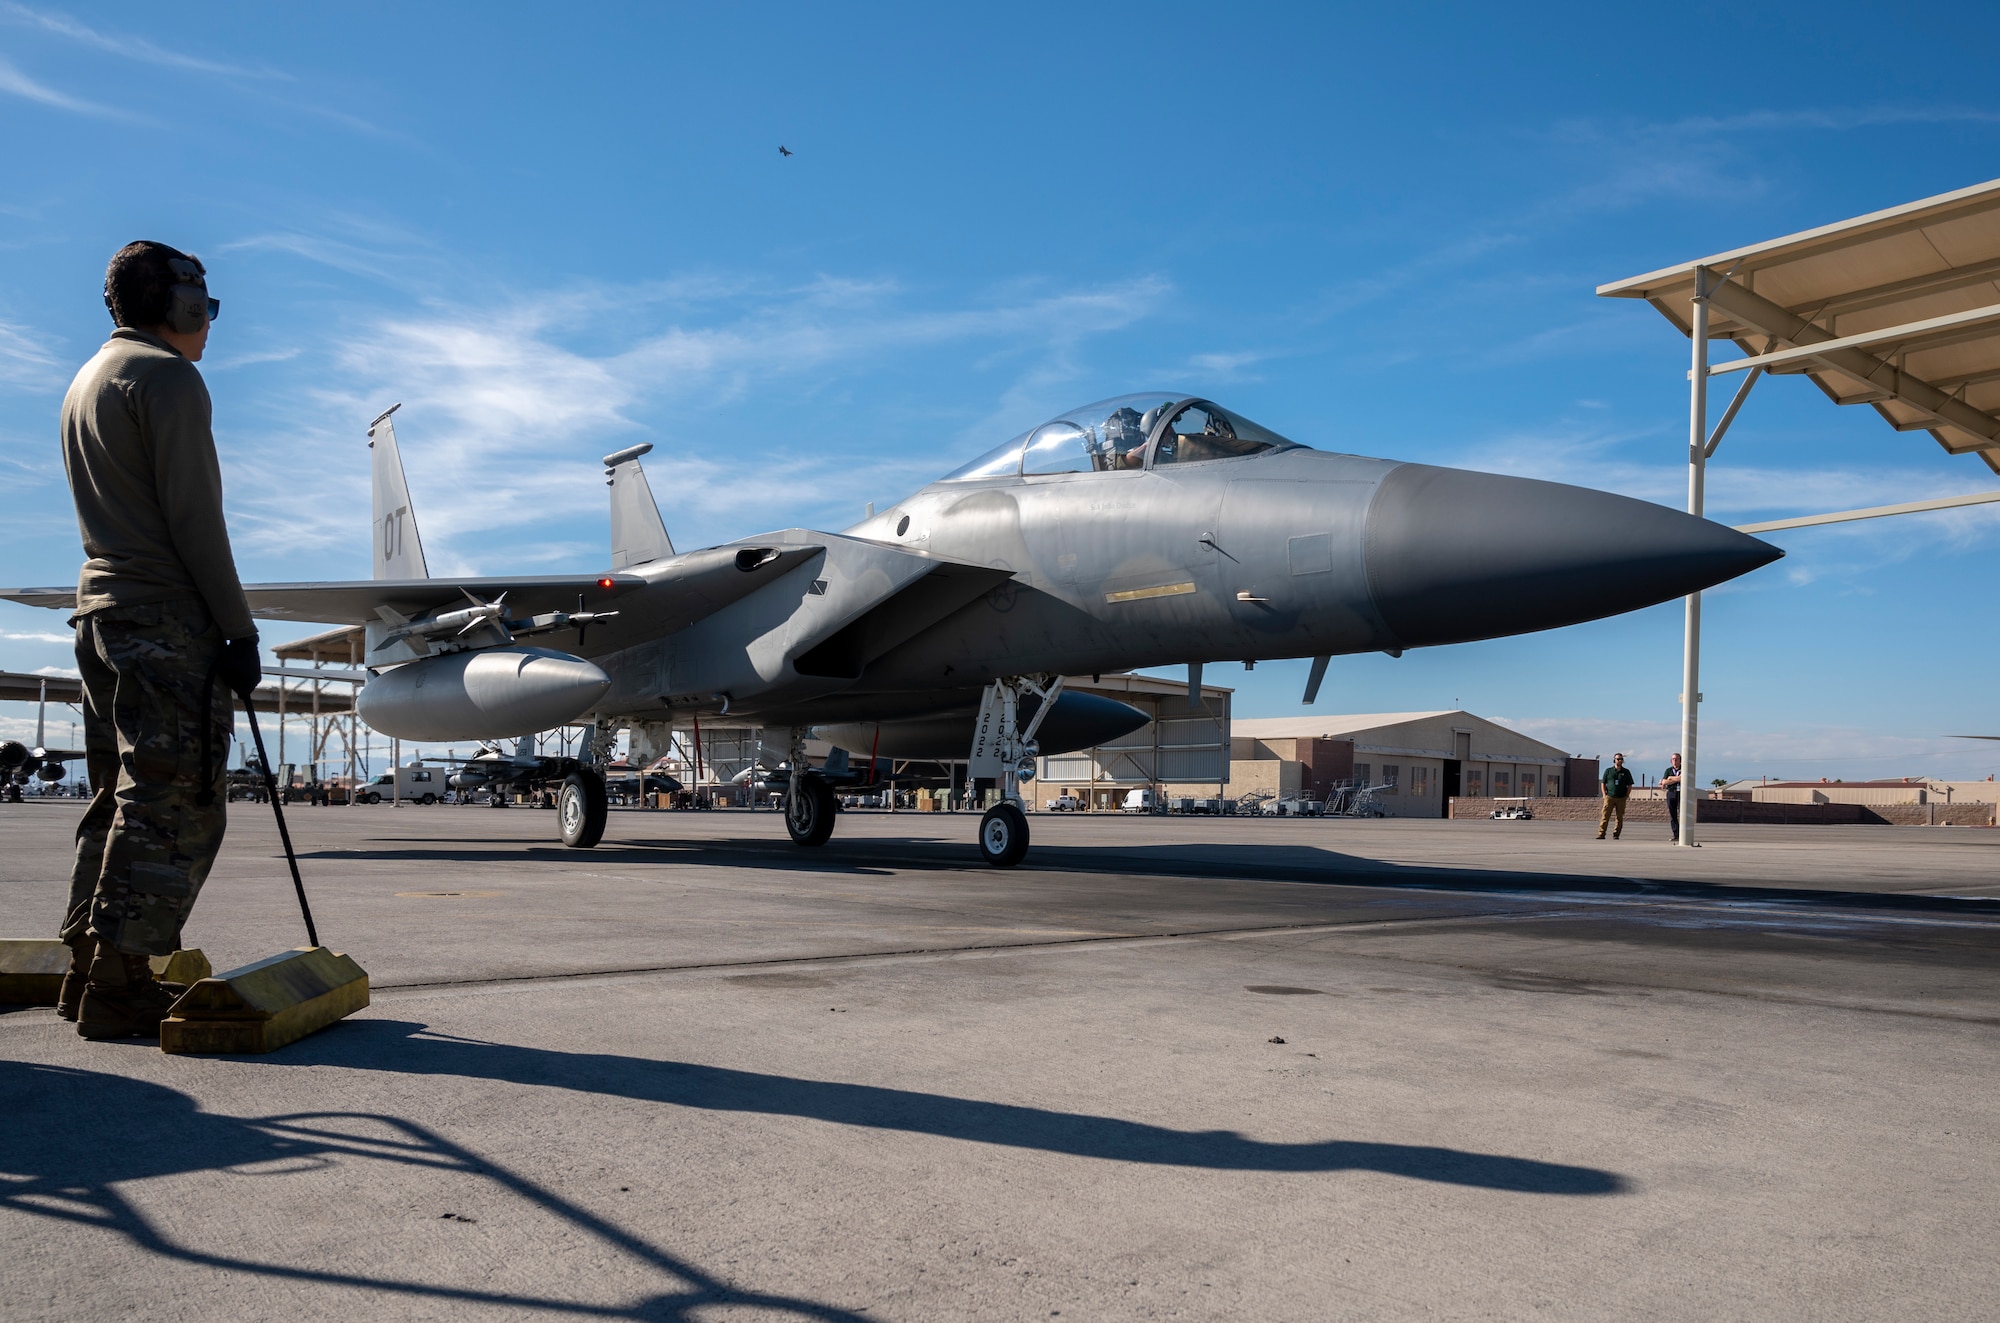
[559,769,608,848]
[770,676,1058,866]
[559,719,615,849]
[971,674,1061,869]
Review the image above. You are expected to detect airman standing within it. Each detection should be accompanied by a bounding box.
[58,241,263,1040]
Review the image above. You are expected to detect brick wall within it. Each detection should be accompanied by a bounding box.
[1299,739,1355,802]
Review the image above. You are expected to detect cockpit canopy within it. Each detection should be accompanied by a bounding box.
[940,393,1303,482]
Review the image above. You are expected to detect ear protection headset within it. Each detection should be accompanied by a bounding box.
[162,255,219,335]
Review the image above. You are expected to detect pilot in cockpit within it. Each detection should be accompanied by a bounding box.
[1099,406,1148,471]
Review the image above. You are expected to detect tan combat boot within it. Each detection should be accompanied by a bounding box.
[76,950,187,1040]
[56,931,97,1022]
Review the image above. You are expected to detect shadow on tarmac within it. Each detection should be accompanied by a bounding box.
[256,1018,1628,1194]
[304,831,2000,919]
[0,1059,871,1321]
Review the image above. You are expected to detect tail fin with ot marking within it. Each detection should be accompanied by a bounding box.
[369,404,429,581]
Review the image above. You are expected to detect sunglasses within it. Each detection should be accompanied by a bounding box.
[204,297,221,322]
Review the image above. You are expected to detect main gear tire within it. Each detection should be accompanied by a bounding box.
[559,770,608,848]
[978,802,1030,868]
[786,775,837,847]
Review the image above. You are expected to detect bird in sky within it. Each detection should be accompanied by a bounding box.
[779,145,794,157]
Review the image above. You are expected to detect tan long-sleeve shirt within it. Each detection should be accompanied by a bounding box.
[61,328,256,640]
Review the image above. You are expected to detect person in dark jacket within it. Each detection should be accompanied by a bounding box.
[1596,753,1634,840]
[1663,752,1685,841]
[57,241,264,1040]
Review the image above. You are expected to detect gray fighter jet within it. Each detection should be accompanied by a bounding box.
[2,393,1780,864]
[0,674,84,799]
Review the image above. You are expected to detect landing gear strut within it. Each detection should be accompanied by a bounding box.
[784,727,836,847]
[971,674,1062,868]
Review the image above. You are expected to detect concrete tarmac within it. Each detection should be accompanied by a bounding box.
[2,800,1996,1320]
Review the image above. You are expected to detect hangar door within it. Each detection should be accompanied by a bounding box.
[1041,689,1229,785]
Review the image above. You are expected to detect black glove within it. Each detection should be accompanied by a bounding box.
[220,635,263,701]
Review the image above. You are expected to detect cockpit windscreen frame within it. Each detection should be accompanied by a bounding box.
[936,394,1302,483]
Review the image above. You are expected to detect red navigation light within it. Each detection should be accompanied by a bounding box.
[596,577,615,589]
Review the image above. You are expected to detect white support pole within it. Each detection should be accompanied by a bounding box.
[1680,268,1710,848]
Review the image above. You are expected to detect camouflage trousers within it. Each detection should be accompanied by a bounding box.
[61,600,233,957]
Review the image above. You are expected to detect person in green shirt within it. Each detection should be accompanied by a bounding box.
[58,241,262,1040]
[1597,753,1634,840]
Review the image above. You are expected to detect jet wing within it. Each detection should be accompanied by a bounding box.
[0,671,81,705]
[244,573,653,625]
[2,548,818,628]
[0,576,650,625]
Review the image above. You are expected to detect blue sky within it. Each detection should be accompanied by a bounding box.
[3,1,1998,781]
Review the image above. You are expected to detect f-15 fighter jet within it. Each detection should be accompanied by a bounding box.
[2,393,1781,864]
[0,674,84,799]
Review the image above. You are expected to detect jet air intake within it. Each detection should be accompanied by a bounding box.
[356,646,611,742]
[1362,464,1782,649]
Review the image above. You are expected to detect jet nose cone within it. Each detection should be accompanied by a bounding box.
[1363,464,1782,648]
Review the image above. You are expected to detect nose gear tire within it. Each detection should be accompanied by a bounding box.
[559,770,608,848]
[978,802,1029,868]
[787,776,836,846]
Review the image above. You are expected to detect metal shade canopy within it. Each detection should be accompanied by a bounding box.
[1600,176,2000,475]
[1600,177,2000,848]
[0,669,354,716]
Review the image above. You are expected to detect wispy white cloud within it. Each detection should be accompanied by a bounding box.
[0,55,137,120]
[0,5,406,140]
[0,2,288,80]
[206,347,303,371]
[1186,349,1270,380]
[217,227,438,285]
[215,268,1171,572]
[0,318,63,388]
[1,630,70,644]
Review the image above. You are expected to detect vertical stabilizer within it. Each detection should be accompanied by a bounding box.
[369,404,429,581]
[603,443,674,569]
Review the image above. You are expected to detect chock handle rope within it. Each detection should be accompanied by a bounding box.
[241,701,320,948]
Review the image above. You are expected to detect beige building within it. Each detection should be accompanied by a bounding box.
[1227,712,1578,818]
[1722,777,2000,807]
[1041,700,1582,816]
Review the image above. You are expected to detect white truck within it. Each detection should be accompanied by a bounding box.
[1044,792,1083,812]
[358,763,442,805]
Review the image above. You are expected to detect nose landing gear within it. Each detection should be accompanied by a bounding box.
[978,800,1029,867]
[969,674,1061,868]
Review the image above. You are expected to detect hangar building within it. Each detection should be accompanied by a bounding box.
[1228,712,1585,818]
[1037,691,1586,817]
